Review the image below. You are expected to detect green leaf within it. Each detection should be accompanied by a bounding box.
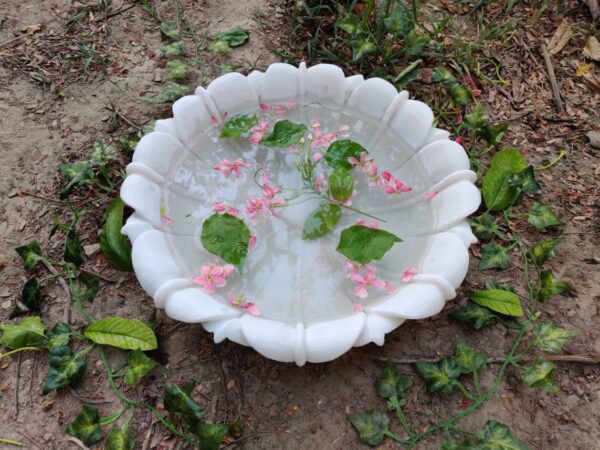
[106,422,134,450]
[335,14,361,34]
[454,340,487,374]
[328,168,354,202]
[160,22,179,41]
[212,26,249,48]
[324,140,367,170]
[376,361,412,398]
[469,213,498,241]
[77,272,100,303]
[164,60,189,80]
[484,280,516,292]
[383,9,413,37]
[394,65,420,88]
[509,165,540,196]
[46,322,71,349]
[65,405,102,446]
[89,141,116,166]
[147,82,190,104]
[351,37,377,61]
[124,350,158,386]
[450,302,497,330]
[471,289,523,317]
[347,407,389,446]
[84,317,158,351]
[43,345,87,394]
[431,67,457,85]
[11,278,41,318]
[538,271,570,303]
[164,382,206,426]
[482,148,527,211]
[60,162,94,199]
[414,357,461,394]
[99,197,133,271]
[464,104,488,130]
[0,316,47,349]
[201,213,251,272]
[441,441,477,450]
[208,39,232,53]
[478,420,529,450]
[528,238,560,266]
[521,358,558,392]
[160,40,184,56]
[404,30,430,56]
[189,422,229,450]
[15,240,44,270]
[481,122,508,147]
[527,202,561,230]
[337,225,402,264]
[302,203,341,240]
[533,322,577,354]
[260,120,307,147]
[64,229,85,267]
[218,63,238,74]
[449,84,471,107]
[479,243,511,270]
[220,114,258,138]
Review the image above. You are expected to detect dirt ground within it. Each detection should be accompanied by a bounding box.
[0,1,599,449]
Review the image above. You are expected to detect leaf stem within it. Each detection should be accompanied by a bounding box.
[455,382,477,401]
[383,429,411,445]
[0,347,42,360]
[0,438,23,446]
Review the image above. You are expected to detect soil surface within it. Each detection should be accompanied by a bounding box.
[0,1,599,449]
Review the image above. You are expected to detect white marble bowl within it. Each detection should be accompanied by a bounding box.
[120,63,480,365]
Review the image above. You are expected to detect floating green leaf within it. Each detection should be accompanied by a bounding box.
[99,197,133,271]
[481,122,508,147]
[335,14,361,34]
[164,382,206,425]
[11,278,41,318]
[431,67,457,85]
[89,141,116,166]
[509,165,540,195]
[164,60,189,80]
[147,82,190,104]
[43,345,87,394]
[76,272,100,303]
[260,120,307,147]
[449,84,471,107]
[469,213,498,241]
[471,289,523,317]
[220,114,258,138]
[189,422,229,450]
[538,271,570,303]
[64,229,85,267]
[106,421,134,450]
[212,26,249,48]
[527,202,561,230]
[478,421,529,450]
[479,243,511,270]
[201,213,251,272]
[60,162,94,199]
[65,405,102,446]
[15,240,44,270]
[521,359,558,392]
[124,350,158,386]
[450,302,497,330]
[160,22,179,41]
[414,357,461,394]
[328,168,354,202]
[302,203,341,240]
[482,148,527,211]
[160,40,184,56]
[84,317,158,351]
[533,322,577,354]
[347,407,389,446]
[337,225,402,264]
[376,361,412,398]
[352,37,377,61]
[383,9,413,37]
[0,316,46,349]
[454,340,487,374]
[324,140,367,170]
[528,238,560,266]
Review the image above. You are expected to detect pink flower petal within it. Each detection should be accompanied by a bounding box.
[244,303,261,316]
[211,116,218,126]
[385,281,396,294]
[259,103,269,111]
[313,152,323,162]
[248,236,257,250]
[354,285,368,299]
[401,267,418,283]
[455,136,463,145]
[223,264,235,277]
[311,118,320,128]
[353,304,364,313]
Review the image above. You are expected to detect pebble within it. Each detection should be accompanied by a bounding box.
[84,243,100,256]
[0,286,10,297]
[587,131,600,149]
[2,300,12,309]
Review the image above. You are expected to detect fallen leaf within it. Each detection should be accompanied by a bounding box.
[576,63,594,76]
[584,73,600,93]
[21,23,43,34]
[583,36,600,62]
[547,19,573,55]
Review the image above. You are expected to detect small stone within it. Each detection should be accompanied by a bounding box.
[0,287,10,297]
[84,243,100,256]
[587,131,600,149]
[1,300,12,309]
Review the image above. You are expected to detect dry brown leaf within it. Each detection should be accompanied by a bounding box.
[21,23,43,34]
[576,63,594,76]
[547,19,573,56]
[583,36,600,62]
[584,73,600,93]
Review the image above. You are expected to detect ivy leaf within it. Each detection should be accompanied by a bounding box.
[449,84,471,107]
[383,9,413,37]
[431,67,457,85]
[414,357,461,394]
[208,39,232,53]
[324,140,367,170]
[43,345,87,394]
[538,271,570,303]
[328,168,354,202]
[201,213,251,273]
[15,240,44,270]
[164,382,206,426]
[84,317,158,351]
[77,272,100,303]
[164,60,189,80]
[46,322,71,350]
[521,358,558,392]
[484,280,516,292]
[335,14,361,34]
[64,229,85,267]
[463,104,488,130]
[220,114,258,138]
[450,302,497,330]
[189,422,229,450]
[454,340,487,374]
[441,441,477,450]
[89,141,116,166]
[160,22,179,41]
[106,421,134,450]
[352,36,378,61]
[11,278,42,318]
[0,316,47,349]
[509,165,540,195]
[160,40,184,56]
[60,162,94,199]
[124,350,158,386]
[212,26,249,48]
[99,197,133,271]
[337,225,402,264]
[481,122,508,147]
[479,243,511,270]
[260,120,307,147]
[482,148,527,211]
[469,213,498,241]
[404,30,430,56]
[527,202,561,230]
[65,405,102,446]
[147,82,190,104]
[376,361,412,398]
[528,238,560,266]
[533,322,577,354]
[478,420,529,450]
[302,203,341,240]
[471,289,523,317]
[347,407,389,446]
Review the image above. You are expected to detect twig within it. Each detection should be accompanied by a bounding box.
[80,268,113,283]
[14,352,22,418]
[15,431,43,450]
[103,3,136,21]
[507,107,535,121]
[20,190,62,203]
[64,436,90,450]
[41,259,71,323]
[141,420,157,450]
[540,42,564,113]
[393,59,423,83]
[67,387,112,404]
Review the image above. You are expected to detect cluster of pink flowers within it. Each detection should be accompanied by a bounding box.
[260,101,298,116]
[228,293,261,316]
[193,262,235,294]
[245,180,285,220]
[212,201,240,216]
[250,119,270,144]
[345,261,395,299]
[381,171,412,195]
[214,159,251,178]
[347,152,413,196]
[309,119,350,150]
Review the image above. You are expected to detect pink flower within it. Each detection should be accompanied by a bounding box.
[348,152,375,176]
[193,263,233,294]
[244,303,261,316]
[385,281,396,294]
[264,196,285,216]
[311,118,321,128]
[211,116,218,126]
[401,267,418,283]
[455,136,463,145]
[423,191,438,200]
[356,220,379,229]
[261,170,272,183]
[259,103,270,111]
[250,119,270,144]
[338,125,350,137]
[212,201,240,216]
[381,171,412,194]
[162,215,174,225]
[249,235,257,250]
[214,159,251,177]
[315,174,327,193]
[350,270,386,299]
[262,182,280,198]
[228,293,261,316]
[313,152,323,162]
[246,196,266,220]
[353,304,364,313]
[273,105,287,116]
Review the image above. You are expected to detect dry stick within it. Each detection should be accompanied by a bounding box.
[15,431,43,450]
[14,352,22,418]
[540,42,565,113]
[371,353,600,365]
[103,3,137,21]
[41,259,71,324]
[67,386,112,404]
